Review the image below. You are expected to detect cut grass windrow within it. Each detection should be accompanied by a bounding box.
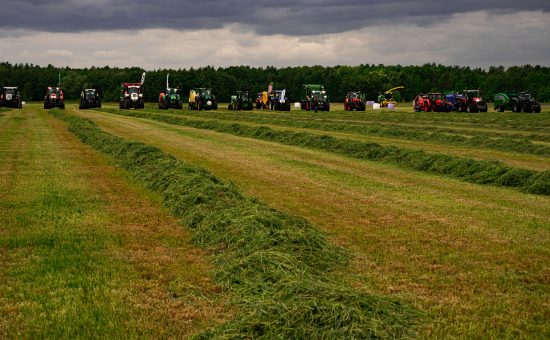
[98,109,550,196]
[166,109,550,143]
[49,109,418,339]
[162,109,550,156]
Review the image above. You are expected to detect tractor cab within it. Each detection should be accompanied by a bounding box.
[229,90,253,110]
[0,87,22,109]
[269,90,291,111]
[345,91,366,111]
[79,88,101,109]
[189,88,217,110]
[44,86,65,109]
[120,83,145,109]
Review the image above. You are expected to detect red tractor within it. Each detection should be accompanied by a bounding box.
[427,93,453,112]
[413,94,431,112]
[44,86,65,109]
[457,90,488,113]
[344,91,366,111]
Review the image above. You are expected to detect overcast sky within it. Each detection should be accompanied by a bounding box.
[0,0,549,69]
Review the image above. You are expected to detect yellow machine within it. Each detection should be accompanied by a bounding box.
[378,86,404,107]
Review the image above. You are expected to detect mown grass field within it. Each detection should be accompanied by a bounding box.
[1,102,549,338]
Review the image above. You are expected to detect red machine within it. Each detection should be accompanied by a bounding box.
[413,94,431,112]
[427,93,453,112]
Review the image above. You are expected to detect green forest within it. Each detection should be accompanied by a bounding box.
[1,62,549,103]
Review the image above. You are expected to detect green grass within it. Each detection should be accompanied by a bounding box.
[50,108,419,338]
[76,105,550,339]
[150,108,550,156]
[0,107,231,338]
[96,108,550,195]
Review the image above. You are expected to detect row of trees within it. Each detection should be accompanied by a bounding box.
[1,62,549,103]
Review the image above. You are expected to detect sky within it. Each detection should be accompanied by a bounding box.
[0,0,549,69]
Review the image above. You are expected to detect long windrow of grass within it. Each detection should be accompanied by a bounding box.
[177,109,550,142]
[99,109,550,196]
[49,109,418,338]
[155,109,550,156]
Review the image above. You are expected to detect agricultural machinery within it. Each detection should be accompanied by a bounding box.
[269,90,291,111]
[256,91,269,109]
[301,84,330,112]
[444,91,464,111]
[493,91,541,113]
[344,91,366,111]
[228,90,253,110]
[120,72,146,110]
[377,86,404,107]
[189,88,217,110]
[159,74,182,110]
[0,87,22,108]
[413,94,431,112]
[427,93,452,112]
[456,90,487,113]
[44,87,65,109]
[79,87,101,109]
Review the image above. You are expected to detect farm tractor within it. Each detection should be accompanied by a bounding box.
[0,87,22,108]
[270,89,291,111]
[159,74,183,110]
[413,94,431,112]
[189,88,217,110]
[456,90,487,113]
[377,86,404,107]
[120,72,146,110]
[301,84,330,112]
[44,86,65,109]
[228,90,253,110]
[444,91,464,111]
[79,87,101,109]
[344,91,366,111]
[427,93,453,112]
[493,91,541,113]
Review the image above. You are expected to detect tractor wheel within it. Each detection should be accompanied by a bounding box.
[498,105,505,112]
[60,103,65,110]
[512,103,519,112]
[534,107,541,113]
[44,102,49,110]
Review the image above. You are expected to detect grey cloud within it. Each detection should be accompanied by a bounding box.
[0,0,549,35]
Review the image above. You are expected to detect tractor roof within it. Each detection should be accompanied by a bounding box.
[3,86,18,89]
[123,82,142,87]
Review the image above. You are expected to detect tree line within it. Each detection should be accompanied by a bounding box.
[1,62,549,103]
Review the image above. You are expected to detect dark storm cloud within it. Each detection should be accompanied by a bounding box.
[1,0,549,35]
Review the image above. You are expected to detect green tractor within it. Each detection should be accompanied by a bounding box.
[494,91,541,113]
[228,90,253,110]
[301,84,330,112]
[159,74,182,110]
[189,88,217,110]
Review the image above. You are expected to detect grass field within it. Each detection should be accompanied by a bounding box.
[1,102,549,338]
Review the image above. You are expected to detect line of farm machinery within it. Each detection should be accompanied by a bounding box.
[1,73,543,114]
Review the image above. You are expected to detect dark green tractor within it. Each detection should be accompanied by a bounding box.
[228,90,253,110]
[159,87,182,110]
[189,88,217,110]
[494,91,541,113]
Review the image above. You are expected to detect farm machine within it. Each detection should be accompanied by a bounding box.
[301,84,330,112]
[444,91,464,111]
[270,89,291,111]
[228,90,253,110]
[413,94,431,112]
[377,86,404,107]
[344,91,366,111]
[493,91,541,113]
[256,91,269,109]
[159,74,182,110]
[79,87,101,109]
[456,90,487,113]
[189,88,217,110]
[0,87,22,108]
[44,86,65,109]
[427,93,453,112]
[120,72,146,110]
